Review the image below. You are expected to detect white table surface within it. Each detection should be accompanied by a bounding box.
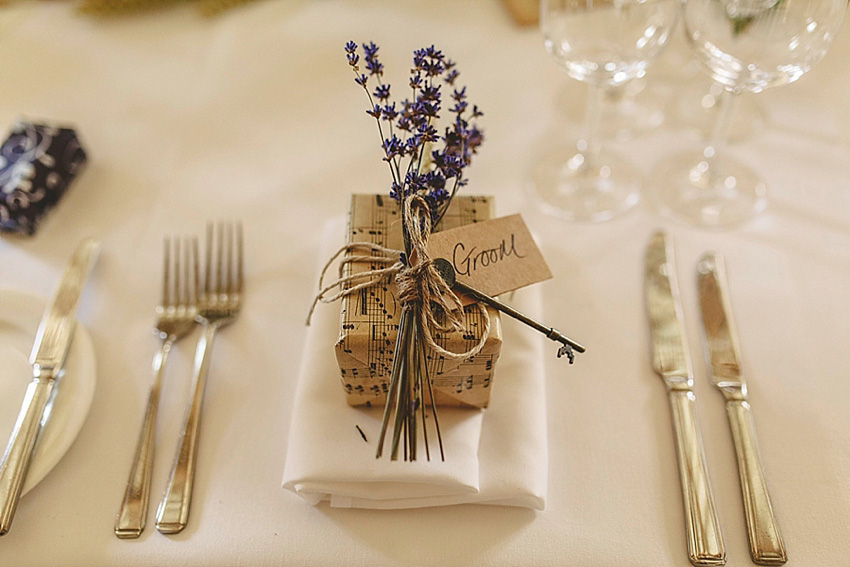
[1,1,849,565]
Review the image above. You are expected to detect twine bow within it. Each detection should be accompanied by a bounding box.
[307,195,489,360]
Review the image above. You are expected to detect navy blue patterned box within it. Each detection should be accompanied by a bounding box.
[0,120,87,235]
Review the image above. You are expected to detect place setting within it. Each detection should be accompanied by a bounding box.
[0,1,848,565]
[283,41,586,509]
[0,221,244,538]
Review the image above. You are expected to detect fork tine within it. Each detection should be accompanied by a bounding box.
[181,237,191,307]
[225,222,233,294]
[236,222,244,293]
[162,237,171,307]
[205,222,213,296]
[216,222,224,294]
[192,237,200,304]
[171,238,182,306]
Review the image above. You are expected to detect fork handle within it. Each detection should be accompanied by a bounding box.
[156,322,219,534]
[726,400,787,565]
[114,338,174,539]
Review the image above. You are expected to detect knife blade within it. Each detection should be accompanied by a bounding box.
[0,238,99,535]
[697,252,787,565]
[645,231,725,566]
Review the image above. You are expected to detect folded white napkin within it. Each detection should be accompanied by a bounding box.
[282,219,548,510]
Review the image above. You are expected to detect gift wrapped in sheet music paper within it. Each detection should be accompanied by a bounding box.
[335,193,502,408]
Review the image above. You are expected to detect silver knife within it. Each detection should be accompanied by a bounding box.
[0,238,99,535]
[645,231,725,566]
[697,252,787,565]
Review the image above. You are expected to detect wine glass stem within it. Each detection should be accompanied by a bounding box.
[705,88,738,163]
[582,82,605,167]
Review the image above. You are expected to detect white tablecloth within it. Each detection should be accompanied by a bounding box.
[0,1,848,565]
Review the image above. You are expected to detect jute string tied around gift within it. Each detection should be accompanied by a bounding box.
[307,195,490,360]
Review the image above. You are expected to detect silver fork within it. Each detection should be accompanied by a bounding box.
[115,237,199,539]
[156,221,243,535]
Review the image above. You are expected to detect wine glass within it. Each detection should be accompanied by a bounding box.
[530,0,680,222]
[650,0,847,228]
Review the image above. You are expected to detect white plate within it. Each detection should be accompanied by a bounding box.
[0,290,96,495]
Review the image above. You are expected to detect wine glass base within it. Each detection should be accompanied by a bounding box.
[529,146,641,222]
[649,151,767,228]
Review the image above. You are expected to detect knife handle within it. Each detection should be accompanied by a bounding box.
[668,389,726,566]
[726,400,787,565]
[0,378,55,535]
[156,322,219,534]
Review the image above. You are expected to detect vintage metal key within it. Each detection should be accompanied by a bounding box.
[432,258,585,362]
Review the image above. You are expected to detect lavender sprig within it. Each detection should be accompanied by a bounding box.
[346,41,484,225]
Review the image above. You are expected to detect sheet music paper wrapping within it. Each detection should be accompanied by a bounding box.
[335,194,502,408]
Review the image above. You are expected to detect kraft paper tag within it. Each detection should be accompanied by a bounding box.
[428,214,552,297]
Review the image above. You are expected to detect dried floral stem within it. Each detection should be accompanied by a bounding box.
[376,306,407,459]
[418,314,444,460]
[378,299,446,462]
[416,327,431,462]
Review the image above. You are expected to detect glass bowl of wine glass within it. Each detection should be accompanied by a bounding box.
[530,0,680,222]
[649,0,846,228]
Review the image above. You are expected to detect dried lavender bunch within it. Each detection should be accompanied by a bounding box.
[345,41,484,226]
[345,42,485,461]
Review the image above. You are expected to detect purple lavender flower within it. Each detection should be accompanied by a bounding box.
[418,124,439,144]
[451,100,468,114]
[382,135,405,162]
[381,103,398,122]
[345,41,360,70]
[345,41,483,224]
[414,100,439,120]
[413,45,445,78]
[419,85,440,101]
[363,41,379,58]
[362,42,383,77]
[373,84,391,101]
